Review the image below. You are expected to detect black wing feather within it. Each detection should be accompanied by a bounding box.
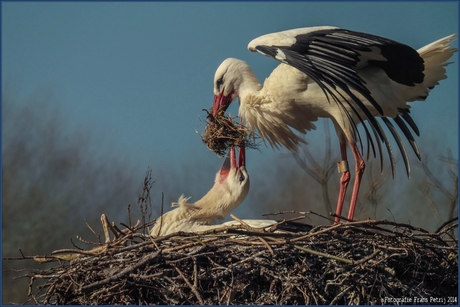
[393,115,421,161]
[254,28,424,176]
[398,108,420,136]
[382,117,410,178]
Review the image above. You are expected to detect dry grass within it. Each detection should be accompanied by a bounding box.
[200,108,258,156]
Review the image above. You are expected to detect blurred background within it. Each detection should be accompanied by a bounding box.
[2,2,458,304]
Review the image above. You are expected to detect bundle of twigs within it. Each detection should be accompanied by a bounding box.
[200,108,258,156]
[10,213,458,305]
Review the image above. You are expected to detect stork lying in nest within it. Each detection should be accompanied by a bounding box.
[151,145,255,236]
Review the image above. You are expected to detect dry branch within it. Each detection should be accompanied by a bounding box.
[200,108,258,156]
[5,213,458,305]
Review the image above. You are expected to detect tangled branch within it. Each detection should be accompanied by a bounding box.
[200,108,258,156]
[6,213,458,305]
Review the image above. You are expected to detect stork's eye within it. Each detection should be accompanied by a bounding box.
[239,173,245,183]
[216,77,224,90]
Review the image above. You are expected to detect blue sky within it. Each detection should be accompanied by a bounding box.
[2,2,458,217]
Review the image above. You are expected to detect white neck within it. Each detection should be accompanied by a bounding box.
[237,67,263,101]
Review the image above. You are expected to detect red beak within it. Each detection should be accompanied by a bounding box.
[238,146,245,168]
[219,146,246,178]
[237,117,246,169]
[212,92,232,117]
[219,148,232,178]
[228,146,245,169]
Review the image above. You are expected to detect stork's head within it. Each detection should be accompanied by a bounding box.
[213,58,251,116]
[214,145,249,213]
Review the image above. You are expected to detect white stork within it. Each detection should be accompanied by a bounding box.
[211,26,457,223]
[150,146,249,236]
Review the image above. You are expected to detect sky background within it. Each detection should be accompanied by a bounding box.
[2,2,458,219]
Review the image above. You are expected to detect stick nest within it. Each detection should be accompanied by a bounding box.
[200,108,258,157]
[11,215,458,305]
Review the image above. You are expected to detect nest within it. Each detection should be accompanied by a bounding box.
[200,108,258,157]
[10,214,458,305]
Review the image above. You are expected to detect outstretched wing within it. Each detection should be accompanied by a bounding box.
[248,26,424,177]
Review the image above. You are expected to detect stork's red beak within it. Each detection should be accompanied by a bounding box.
[219,146,246,177]
[238,146,245,169]
[212,92,232,116]
[229,146,245,169]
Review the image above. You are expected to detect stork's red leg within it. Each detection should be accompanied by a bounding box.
[334,134,350,223]
[347,140,365,220]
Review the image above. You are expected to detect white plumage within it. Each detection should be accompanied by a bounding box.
[212,26,457,223]
[150,146,250,236]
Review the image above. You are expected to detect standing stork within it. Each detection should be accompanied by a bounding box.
[211,26,457,223]
[150,146,249,236]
